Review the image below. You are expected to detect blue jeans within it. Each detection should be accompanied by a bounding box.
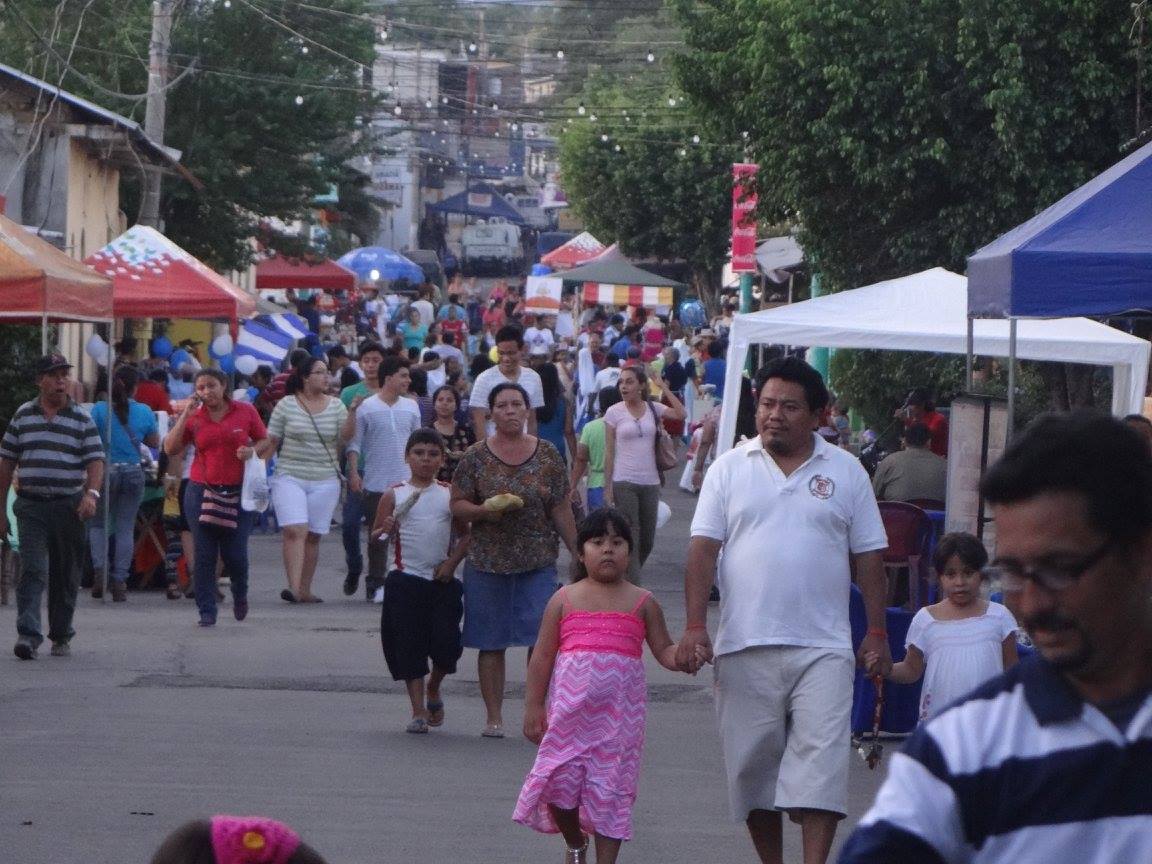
[87,463,145,584]
[14,493,85,647]
[341,488,364,576]
[183,481,253,619]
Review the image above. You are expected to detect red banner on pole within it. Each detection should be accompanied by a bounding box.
[731,163,758,273]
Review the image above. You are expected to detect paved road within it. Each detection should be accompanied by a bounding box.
[0,489,889,863]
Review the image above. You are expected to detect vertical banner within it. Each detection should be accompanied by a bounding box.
[731,163,759,272]
[524,275,563,314]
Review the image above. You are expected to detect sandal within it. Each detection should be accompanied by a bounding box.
[480,723,505,739]
[280,589,297,603]
[405,717,429,734]
[564,836,589,864]
[426,700,445,727]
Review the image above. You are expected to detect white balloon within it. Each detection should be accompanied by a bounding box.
[85,333,109,361]
[656,500,671,529]
[211,334,233,357]
[234,354,259,375]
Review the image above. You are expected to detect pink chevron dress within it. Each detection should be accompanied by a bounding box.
[513,589,651,841]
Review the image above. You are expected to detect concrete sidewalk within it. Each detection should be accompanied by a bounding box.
[0,489,888,863]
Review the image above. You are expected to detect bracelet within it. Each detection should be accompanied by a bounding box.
[867,628,888,638]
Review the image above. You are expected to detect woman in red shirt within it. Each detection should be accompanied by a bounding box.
[164,369,268,627]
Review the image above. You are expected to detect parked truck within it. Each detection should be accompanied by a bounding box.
[460,222,523,276]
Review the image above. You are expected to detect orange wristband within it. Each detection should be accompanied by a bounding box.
[867,628,888,638]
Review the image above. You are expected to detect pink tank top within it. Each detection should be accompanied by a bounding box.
[558,587,650,659]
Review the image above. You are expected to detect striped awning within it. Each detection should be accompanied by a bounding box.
[581,282,674,308]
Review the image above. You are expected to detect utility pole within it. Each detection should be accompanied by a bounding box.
[139,0,175,229]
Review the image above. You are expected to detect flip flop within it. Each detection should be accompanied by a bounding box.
[280,589,297,603]
[426,700,445,727]
[301,595,324,604]
[406,717,429,734]
[481,723,505,739]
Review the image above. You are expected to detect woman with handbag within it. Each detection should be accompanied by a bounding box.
[164,369,268,627]
[257,356,348,604]
[88,366,159,602]
[602,365,685,580]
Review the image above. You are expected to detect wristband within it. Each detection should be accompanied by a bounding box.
[867,628,888,638]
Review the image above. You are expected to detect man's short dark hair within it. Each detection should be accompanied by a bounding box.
[359,341,386,359]
[148,368,168,384]
[405,427,445,455]
[442,332,456,347]
[378,355,410,383]
[906,388,933,410]
[981,412,1152,546]
[903,422,931,448]
[707,340,723,359]
[326,345,348,360]
[598,386,622,414]
[754,357,829,412]
[1123,413,1152,430]
[495,324,525,347]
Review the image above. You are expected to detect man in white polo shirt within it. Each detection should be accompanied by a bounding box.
[469,323,544,437]
[676,357,891,864]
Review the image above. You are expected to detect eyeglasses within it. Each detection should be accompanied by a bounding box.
[983,540,1113,593]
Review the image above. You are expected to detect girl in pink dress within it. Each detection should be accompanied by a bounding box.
[514,509,710,863]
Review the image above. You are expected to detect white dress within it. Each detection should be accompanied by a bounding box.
[905,602,1017,722]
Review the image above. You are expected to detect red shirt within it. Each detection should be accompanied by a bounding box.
[134,381,173,414]
[182,401,267,485]
[921,409,949,457]
[441,318,466,344]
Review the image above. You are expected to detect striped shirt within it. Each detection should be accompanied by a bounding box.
[0,398,104,497]
[838,654,1152,863]
[346,394,421,493]
[266,395,347,482]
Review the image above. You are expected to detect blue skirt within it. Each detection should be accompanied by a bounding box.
[462,563,558,650]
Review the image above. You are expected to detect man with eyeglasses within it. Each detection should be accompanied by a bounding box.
[839,411,1152,864]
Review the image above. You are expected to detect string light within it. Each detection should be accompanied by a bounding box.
[425,99,432,108]
[222,0,230,7]
[646,50,655,63]
[667,95,676,107]
[600,133,609,142]
[490,101,498,111]
[679,147,687,156]
[692,134,701,144]
[393,104,402,115]
[294,95,304,105]
[556,49,565,59]
[589,113,598,122]
[577,103,586,115]
[468,41,477,53]
[301,45,309,54]
[614,144,622,152]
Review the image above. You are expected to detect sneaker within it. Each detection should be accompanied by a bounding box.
[110,582,128,602]
[13,640,37,660]
[198,614,216,627]
[91,576,104,599]
[233,598,248,621]
[342,571,360,596]
[364,574,381,602]
[166,585,183,600]
[50,641,70,657]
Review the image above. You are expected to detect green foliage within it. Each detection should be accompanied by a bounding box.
[0,327,44,428]
[0,0,378,271]
[558,84,735,311]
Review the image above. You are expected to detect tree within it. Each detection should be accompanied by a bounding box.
[0,0,378,271]
[671,0,1147,409]
[558,83,735,311]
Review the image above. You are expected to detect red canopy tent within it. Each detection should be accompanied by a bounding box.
[85,225,255,322]
[255,256,356,292]
[540,231,606,270]
[0,211,114,325]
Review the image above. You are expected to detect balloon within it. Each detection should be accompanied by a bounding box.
[168,348,192,370]
[235,354,259,376]
[217,353,235,374]
[210,334,233,358]
[85,333,109,362]
[656,500,672,529]
[150,336,173,359]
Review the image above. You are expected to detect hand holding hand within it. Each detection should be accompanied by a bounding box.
[858,633,892,677]
[675,629,712,675]
[433,561,455,583]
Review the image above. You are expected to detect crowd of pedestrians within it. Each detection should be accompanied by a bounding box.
[5,277,1150,864]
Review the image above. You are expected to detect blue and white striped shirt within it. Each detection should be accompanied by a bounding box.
[838,654,1152,863]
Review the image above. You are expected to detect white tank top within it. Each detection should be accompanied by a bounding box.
[390,480,454,580]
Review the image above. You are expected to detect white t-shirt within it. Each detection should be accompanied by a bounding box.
[691,433,888,657]
[390,480,454,580]
[524,325,556,357]
[555,311,576,339]
[412,299,436,329]
[905,601,1017,722]
[469,364,545,436]
[594,367,621,394]
[346,395,422,492]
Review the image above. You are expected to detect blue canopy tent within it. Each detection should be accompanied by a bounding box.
[967,139,1152,422]
[337,247,423,285]
[426,184,526,224]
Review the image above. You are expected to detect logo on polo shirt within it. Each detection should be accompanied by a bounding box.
[809,475,835,499]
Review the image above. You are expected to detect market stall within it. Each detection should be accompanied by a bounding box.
[540,231,606,270]
[550,258,683,310]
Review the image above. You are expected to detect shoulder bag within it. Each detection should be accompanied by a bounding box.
[648,400,680,474]
[300,396,346,483]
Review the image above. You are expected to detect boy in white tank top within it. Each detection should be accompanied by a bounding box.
[371,429,471,733]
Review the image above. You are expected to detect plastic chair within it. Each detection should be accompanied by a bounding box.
[906,498,945,512]
[878,501,934,609]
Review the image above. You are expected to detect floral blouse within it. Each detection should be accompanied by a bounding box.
[452,439,569,573]
[427,420,476,483]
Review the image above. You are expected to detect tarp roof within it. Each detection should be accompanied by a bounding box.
[255,256,356,291]
[718,268,1151,452]
[540,232,605,269]
[968,138,1152,318]
[756,235,805,283]
[550,258,684,288]
[426,184,526,224]
[0,212,113,323]
[86,226,256,322]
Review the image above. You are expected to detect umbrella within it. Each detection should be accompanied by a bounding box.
[337,247,423,285]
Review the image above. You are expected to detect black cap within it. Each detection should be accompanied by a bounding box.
[35,353,73,376]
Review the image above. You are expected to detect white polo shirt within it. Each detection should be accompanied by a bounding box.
[469,364,545,436]
[691,433,888,657]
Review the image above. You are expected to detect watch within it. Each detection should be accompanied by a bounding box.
[85,488,101,499]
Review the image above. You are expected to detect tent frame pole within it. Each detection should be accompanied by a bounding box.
[99,323,114,603]
[1007,318,1018,439]
[965,315,974,390]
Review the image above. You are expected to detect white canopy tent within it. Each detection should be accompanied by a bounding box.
[718,268,1151,454]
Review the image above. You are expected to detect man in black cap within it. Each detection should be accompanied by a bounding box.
[0,354,105,659]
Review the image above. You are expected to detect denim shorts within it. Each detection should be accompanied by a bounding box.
[461,562,558,650]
